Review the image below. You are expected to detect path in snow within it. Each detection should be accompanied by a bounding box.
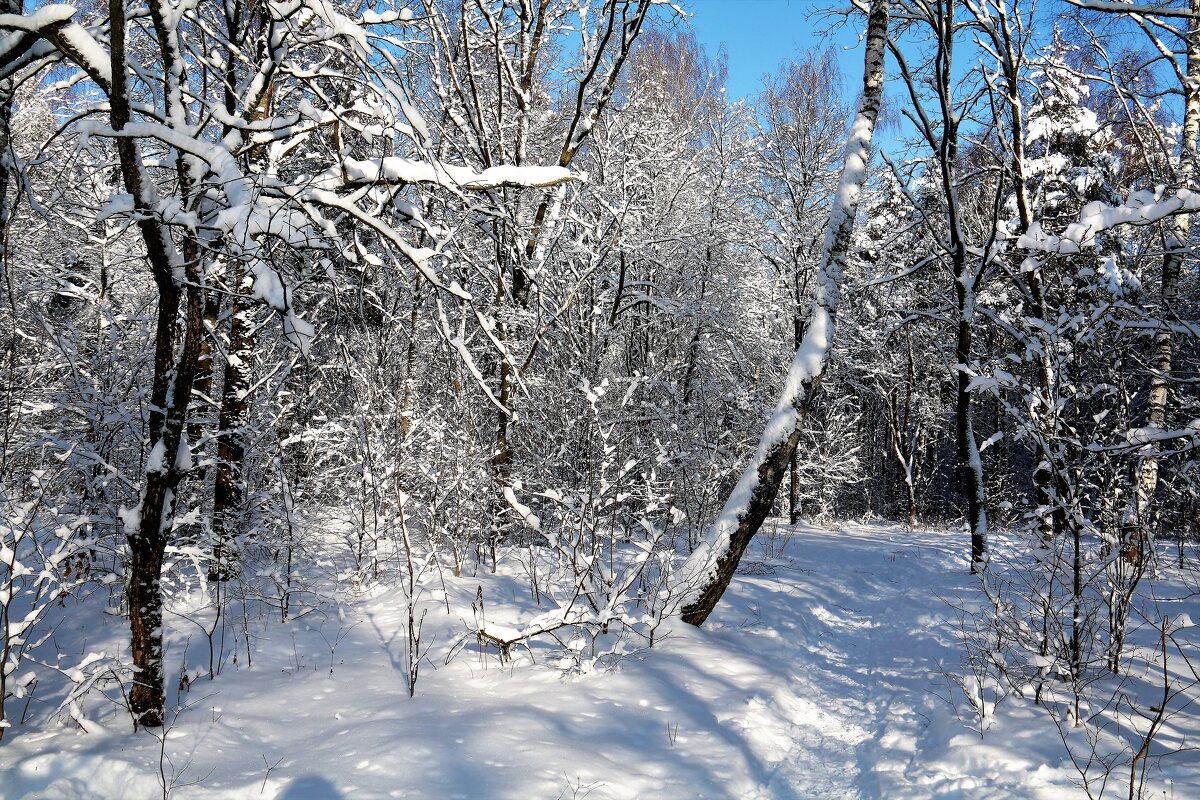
[691,525,976,799]
[1,524,1089,799]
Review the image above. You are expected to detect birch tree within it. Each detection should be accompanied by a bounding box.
[677,0,889,626]
[754,49,852,523]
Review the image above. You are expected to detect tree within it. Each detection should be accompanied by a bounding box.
[754,49,852,523]
[0,0,590,726]
[886,0,998,571]
[677,0,890,626]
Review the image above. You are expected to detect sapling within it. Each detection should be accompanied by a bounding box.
[1,470,88,739]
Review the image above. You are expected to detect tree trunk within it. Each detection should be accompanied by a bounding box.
[210,265,254,581]
[680,251,710,406]
[929,0,988,572]
[789,447,801,525]
[128,274,204,727]
[788,292,805,525]
[988,3,1057,544]
[491,259,513,572]
[189,297,220,448]
[0,0,17,743]
[108,0,204,726]
[210,62,273,579]
[954,304,988,571]
[678,0,889,626]
[399,275,423,442]
[1124,0,1197,561]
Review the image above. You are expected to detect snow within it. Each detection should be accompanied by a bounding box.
[675,305,832,598]
[1017,187,1200,253]
[2,522,1168,799]
[316,157,578,192]
[0,5,76,32]
[503,485,541,531]
[144,440,167,473]
[282,313,315,355]
[117,504,141,535]
[173,434,192,472]
[0,6,113,89]
[302,0,369,57]
[250,263,289,310]
[399,98,430,146]
[1126,424,1200,444]
[1063,0,1198,17]
[1026,105,1098,144]
[361,8,414,25]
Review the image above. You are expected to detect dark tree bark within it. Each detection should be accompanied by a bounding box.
[209,23,272,578]
[970,0,1057,544]
[893,0,989,571]
[210,266,254,581]
[106,0,205,727]
[0,0,18,746]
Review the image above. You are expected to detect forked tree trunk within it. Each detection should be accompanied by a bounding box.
[678,0,889,626]
[106,0,204,727]
[928,0,988,572]
[128,274,204,727]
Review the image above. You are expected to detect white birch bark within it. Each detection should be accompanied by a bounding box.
[676,0,890,626]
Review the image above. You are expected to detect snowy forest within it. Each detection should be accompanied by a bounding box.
[0,0,1198,796]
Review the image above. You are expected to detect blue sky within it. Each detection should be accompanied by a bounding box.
[685,0,865,101]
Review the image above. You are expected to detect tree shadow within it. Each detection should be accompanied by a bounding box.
[278,774,344,799]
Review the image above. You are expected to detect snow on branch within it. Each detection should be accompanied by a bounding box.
[314,157,580,192]
[0,5,113,91]
[1062,0,1200,18]
[1016,187,1200,253]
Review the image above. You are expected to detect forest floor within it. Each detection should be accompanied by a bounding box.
[2,522,1196,799]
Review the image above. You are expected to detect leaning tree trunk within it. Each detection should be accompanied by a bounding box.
[789,275,805,525]
[678,0,889,626]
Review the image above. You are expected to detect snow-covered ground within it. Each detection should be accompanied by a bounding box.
[2,523,1196,799]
